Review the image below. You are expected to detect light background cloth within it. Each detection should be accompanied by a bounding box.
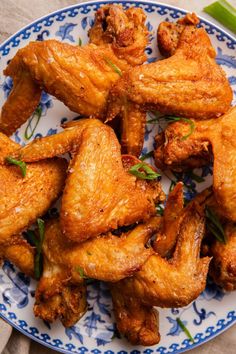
[0,0,235,353]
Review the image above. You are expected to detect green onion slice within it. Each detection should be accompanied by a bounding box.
[6,157,27,177]
[129,162,161,180]
[24,105,42,140]
[205,206,226,243]
[165,116,195,140]
[176,318,194,343]
[140,150,154,161]
[204,0,236,34]
[76,266,87,279]
[103,56,122,76]
[78,38,82,46]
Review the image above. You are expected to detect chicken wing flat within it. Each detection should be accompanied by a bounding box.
[110,285,160,346]
[154,106,236,222]
[0,133,67,275]
[11,119,164,243]
[34,258,87,326]
[39,217,159,282]
[114,203,210,308]
[0,5,148,136]
[106,15,232,155]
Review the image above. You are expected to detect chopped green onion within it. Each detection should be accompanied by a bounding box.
[6,157,27,177]
[176,318,194,343]
[103,56,122,76]
[24,105,42,140]
[156,204,164,216]
[34,218,45,280]
[205,206,226,243]
[187,171,205,183]
[129,162,161,180]
[76,266,87,279]
[147,113,195,140]
[78,37,82,46]
[140,150,154,161]
[165,117,195,140]
[204,0,236,34]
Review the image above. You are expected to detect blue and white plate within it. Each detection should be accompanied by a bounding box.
[0,1,235,353]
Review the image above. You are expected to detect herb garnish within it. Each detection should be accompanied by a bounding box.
[6,157,27,177]
[24,105,42,140]
[156,204,164,216]
[147,113,195,140]
[205,206,226,243]
[25,219,45,279]
[76,266,87,279]
[78,37,82,46]
[103,56,122,76]
[176,318,194,343]
[140,150,154,161]
[129,163,161,180]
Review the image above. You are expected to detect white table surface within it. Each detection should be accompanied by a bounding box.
[0,1,235,353]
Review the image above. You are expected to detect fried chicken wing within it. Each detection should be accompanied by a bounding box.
[0,5,148,136]
[115,203,210,308]
[39,217,160,282]
[110,285,160,346]
[208,222,236,291]
[154,106,236,222]
[0,133,67,275]
[34,258,87,326]
[153,182,184,257]
[107,15,232,155]
[11,119,164,243]
[157,13,199,57]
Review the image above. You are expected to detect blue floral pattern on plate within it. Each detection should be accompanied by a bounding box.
[0,1,235,354]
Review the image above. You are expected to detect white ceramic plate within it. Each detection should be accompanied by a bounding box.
[0,1,235,353]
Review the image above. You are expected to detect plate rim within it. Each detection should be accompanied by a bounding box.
[0,1,235,353]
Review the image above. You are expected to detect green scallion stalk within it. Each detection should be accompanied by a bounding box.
[129,162,161,180]
[139,150,154,161]
[176,318,194,343]
[103,56,122,76]
[6,157,27,177]
[204,0,236,33]
[205,206,226,243]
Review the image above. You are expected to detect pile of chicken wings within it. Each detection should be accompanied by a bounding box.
[0,4,235,346]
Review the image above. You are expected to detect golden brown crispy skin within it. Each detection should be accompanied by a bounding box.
[115,203,210,308]
[0,133,67,275]
[0,5,148,136]
[11,119,164,243]
[110,285,160,346]
[41,218,159,282]
[34,259,87,326]
[208,223,236,291]
[157,13,199,57]
[0,234,35,276]
[107,19,232,155]
[154,107,236,222]
[0,55,42,136]
[153,182,184,257]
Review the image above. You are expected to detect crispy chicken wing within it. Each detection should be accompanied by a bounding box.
[0,5,148,136]
[114,203,210,308]
[0,133,67,275]
[37,217,160,282]
[157,13,199,57]
[208,222,236,291]
[106,15,232,155]
[153,182,184,257]
[110,285,160,346]
[154,106,236,222]
[11,119,164,243]
[34,258,87,326]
